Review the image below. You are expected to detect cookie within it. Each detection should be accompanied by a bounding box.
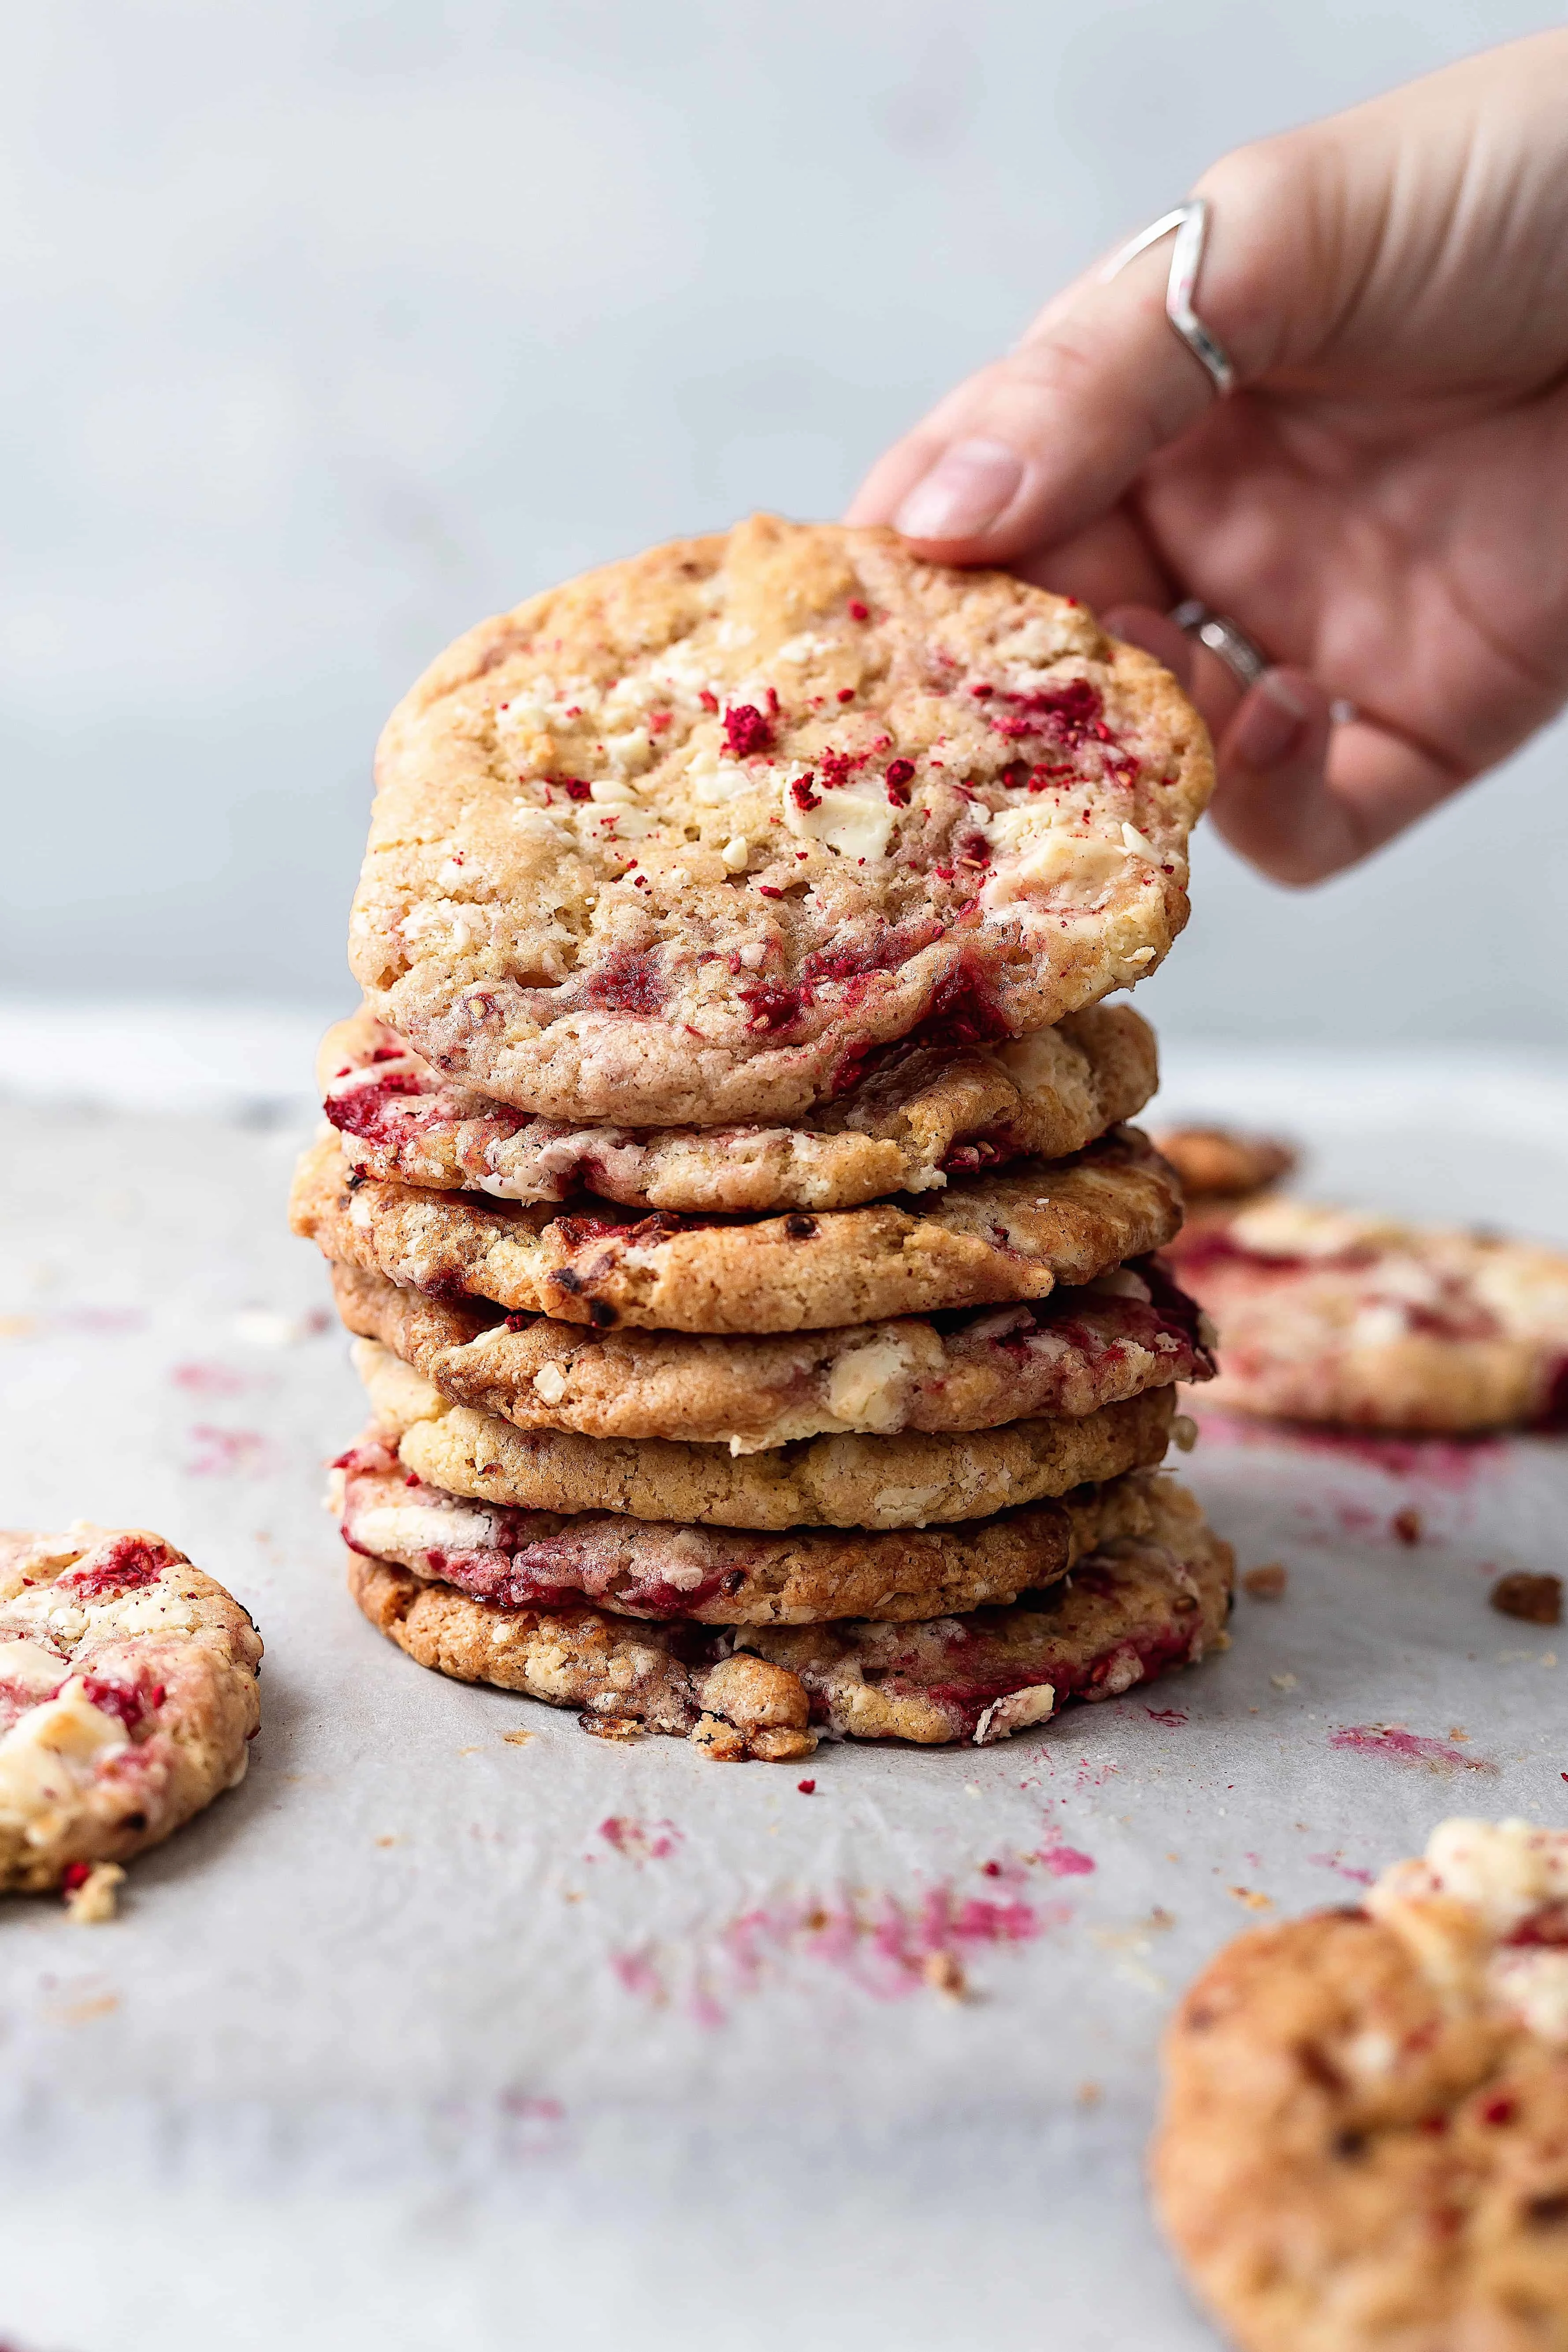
[320,1000,1158,1212]
[1168,1198,1568,1431]
[333,1431,1161,1622]
[0,1525,263,1894]
[347,1474,1230,1754]
[291,1123,1182,1334]
[355,1339,1176,1529]
[330,1254,1213,1450]
[347,515,1212,1126]
[1153,1818,1568,2352]
[1152,1123,1297,1203]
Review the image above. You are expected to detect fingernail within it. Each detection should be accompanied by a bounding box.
[892,438,1025,541]
[1231,669,1312,769]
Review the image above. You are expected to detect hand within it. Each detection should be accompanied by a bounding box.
[847,35,1568,883]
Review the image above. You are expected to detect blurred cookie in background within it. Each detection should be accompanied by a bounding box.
[1153,1817,1568,2351]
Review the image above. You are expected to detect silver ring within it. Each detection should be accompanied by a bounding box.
[1170,599,1269,694]
[1101,197,1234,396]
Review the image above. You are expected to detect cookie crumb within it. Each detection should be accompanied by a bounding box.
[580,1713,644,1743]
[502,1729,535,1747]
[1242,1564,1288,1599]
[1270,1672,1298,1692]
[923,1951,967,1999]
[1490,1572,1561,1626]
[1171,1414,1198,1453]
[63,1862,126,1924]
[1077,2079,1102,2107]
[1392,1508,1423,1547]
[1229,1886,1272,1910]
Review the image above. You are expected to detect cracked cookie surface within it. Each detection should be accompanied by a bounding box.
[347,515,1211,1125]
[320,1000,1157,1212]
[329,1254,1212,1450]
[292,1122,1182,1334]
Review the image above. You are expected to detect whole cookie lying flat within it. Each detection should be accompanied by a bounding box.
[1168,1198,1568,1431]
[1153,1818,1568,2352]
[320,1000,1158,1212]
[291,1123,1182,1333]
[348,1475,1230,1755]
[348,515,1212,1126]
[355,1340,1175,1529]
[331,1255,1213,1450]
[0,1526,262,1894]
[333,1431,1161,1622]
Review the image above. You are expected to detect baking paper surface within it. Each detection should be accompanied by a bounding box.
[1,1059,1566,2352]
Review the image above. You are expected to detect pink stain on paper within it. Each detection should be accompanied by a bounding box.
[1035,1843,1096,1878]
[610,1880,1063,2024]
[1308,1852,1376,1887]
[185,1425,274,1477]
[1192,1409,1505,1492]
[597,1815,681,1863]
[170,1361,249,1397]
[61,1305,148,1335]
[1330,1724,1496,1775]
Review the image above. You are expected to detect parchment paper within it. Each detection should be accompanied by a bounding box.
[1,1034,1565,2352]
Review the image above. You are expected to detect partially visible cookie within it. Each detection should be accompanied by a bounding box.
[347,1474,1230,1754]
[348,516,1212,1126]
[1153,1818,1568,2352]
[332,1431,1161,1622]
[290,1124,1183,1333]
[329,1255,1214,1451]
[1152,1123,1297,1203]
[355,1339,1176,1529]
[320,1001,1158,1211]
[1167,1198,1568,1431]
[0,1526,263,1894]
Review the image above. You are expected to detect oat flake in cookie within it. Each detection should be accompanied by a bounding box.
[0,1526,262,1895]
[1154,1819,1568,2352]
[347,1475,1231,1756]
[348,516,1212,1127]
[319,1000,1158,1213]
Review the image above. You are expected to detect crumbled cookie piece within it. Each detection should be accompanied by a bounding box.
[1489,1572,1562,1626]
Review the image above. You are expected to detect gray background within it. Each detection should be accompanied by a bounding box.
[2,0,1563,1047]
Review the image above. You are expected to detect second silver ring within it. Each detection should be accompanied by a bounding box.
[1170,599,1269,695]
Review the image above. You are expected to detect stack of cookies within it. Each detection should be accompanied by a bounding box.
[292,515,1234,1763]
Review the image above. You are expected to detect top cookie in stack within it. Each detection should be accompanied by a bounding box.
[345,512,1211,1126]
[295,516,1232,1761]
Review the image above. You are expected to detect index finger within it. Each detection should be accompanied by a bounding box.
[846,146,1302,563]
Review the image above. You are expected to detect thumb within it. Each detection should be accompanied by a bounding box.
[846,143,1323,564]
